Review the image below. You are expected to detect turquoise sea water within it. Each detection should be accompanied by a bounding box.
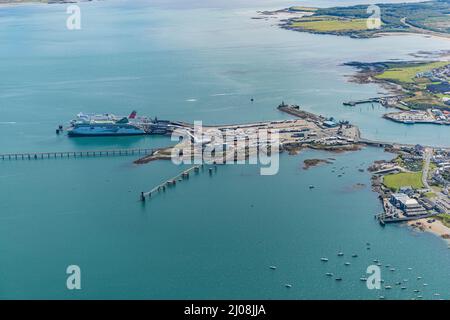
[0,0,449,299]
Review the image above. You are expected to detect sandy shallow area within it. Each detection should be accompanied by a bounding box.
[409,218,450,243]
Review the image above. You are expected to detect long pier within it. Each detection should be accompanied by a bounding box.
[0,148,154,161]
[140,164,217,201]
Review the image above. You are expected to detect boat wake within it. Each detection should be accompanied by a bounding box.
[210,92,237,97]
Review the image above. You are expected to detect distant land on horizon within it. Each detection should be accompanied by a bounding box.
[0,0,88,4]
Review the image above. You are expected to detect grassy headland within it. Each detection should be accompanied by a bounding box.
[289,16,368,33]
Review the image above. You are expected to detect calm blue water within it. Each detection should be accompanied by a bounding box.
[0,0,449,299]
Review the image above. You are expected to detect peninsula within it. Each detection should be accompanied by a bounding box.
[259,0,450,39]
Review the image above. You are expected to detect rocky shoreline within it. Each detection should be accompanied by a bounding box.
[302,158,333,170]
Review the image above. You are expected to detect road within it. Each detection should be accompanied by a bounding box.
[422,148,433,190]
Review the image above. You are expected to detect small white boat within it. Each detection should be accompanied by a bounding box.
[344,262,351,266]
[360,277,367,281]
[417,276,422,280]
[385,285,392,290]
[337,252,344,257]
[335,277,343,281]
[285,284,292,288]
[352,254,358,258]
[401,287,407,290]
[390,268,396,272]
[378,296,385,300]
[407,267,413,270]
[423,283,428,286]
[326,272,333,277]
[269,266,277,270]
[434,293,441,296]
[320,258,329,262]
[414,289,420,293]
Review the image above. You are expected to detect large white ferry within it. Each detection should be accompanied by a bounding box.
[67,111,172,137]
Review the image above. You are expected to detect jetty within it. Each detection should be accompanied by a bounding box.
[0,148,154,161]
[140,164,216,201]
[343,98,383,107]
[343,95,404,107]
[376,212,439,225]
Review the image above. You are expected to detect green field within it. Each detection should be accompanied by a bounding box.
[289,17,368,32]
[383,172,424,191]
[375,61,448,83]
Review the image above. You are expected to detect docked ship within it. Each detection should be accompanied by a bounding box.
[67,111,173,137]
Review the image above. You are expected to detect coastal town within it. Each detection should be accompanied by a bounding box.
[382,63,450,125]
[370,144,450,238]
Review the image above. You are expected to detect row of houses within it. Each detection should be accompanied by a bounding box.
[416,63,450,84]
[431,148,450,187]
